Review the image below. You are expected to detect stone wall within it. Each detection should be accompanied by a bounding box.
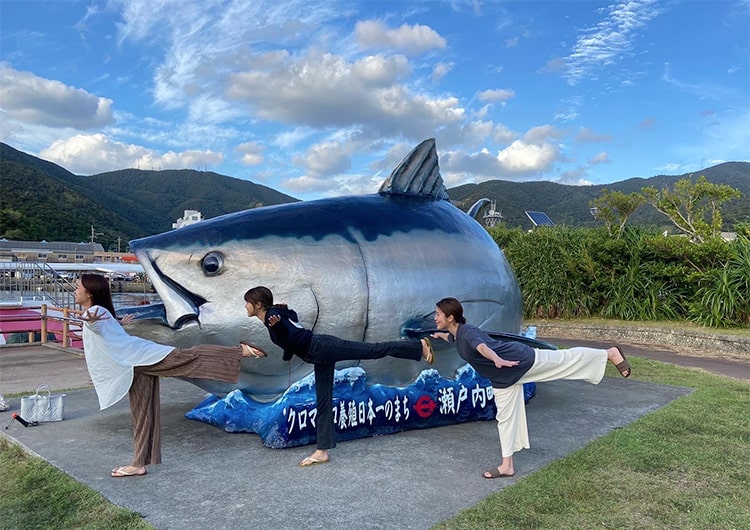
[528,321,750,361]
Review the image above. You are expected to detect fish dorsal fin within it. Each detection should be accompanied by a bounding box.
[378,138,450,200]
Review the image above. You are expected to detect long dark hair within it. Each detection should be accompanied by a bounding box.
[80,273,117,317]
[243,286,288,310]
[436,297,466,324]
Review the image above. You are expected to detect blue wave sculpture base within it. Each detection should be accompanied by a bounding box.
[186,365,536,448]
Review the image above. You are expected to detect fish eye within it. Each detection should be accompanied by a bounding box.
[201,252,224,276]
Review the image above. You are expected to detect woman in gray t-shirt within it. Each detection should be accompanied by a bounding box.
[431,297,631,479]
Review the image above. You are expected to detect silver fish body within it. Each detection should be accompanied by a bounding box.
[129,139,522,400]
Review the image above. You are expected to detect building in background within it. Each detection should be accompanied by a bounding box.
[172,210,204,229]
[0,239,103,263]
[0,239,138,264]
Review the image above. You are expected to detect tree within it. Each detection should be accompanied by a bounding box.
[642,176,742,242]
[0,208,33,240]
[589,189,645,238]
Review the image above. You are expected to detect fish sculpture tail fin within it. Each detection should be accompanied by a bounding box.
[467,198,490,220]
[378,138,450,200]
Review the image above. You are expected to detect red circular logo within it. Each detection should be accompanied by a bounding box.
[414,395,436,418]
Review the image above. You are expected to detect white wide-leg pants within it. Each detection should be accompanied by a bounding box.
[492,347,608,457]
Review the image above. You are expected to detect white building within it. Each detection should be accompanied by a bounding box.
[172,210,204,229]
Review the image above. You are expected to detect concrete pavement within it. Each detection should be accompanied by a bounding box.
[1,340,746,529]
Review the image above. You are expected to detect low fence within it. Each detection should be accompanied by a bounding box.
[0,305,83,349]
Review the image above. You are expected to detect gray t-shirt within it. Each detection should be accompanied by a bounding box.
[454,324,535,388]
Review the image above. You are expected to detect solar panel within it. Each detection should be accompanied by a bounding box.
[525,211,555,227]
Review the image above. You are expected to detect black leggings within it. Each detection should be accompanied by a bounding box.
[307,334,422,449]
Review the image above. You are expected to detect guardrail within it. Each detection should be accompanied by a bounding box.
[0,261,77,308]
[0,304,83,349]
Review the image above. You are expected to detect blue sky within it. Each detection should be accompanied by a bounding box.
[1,0,748,201]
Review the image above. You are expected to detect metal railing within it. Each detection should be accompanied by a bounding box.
[0,262,77,309]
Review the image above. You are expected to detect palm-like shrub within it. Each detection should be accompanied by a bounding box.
[492,225,748,328]
[690,237,750,327]
[499,226,603,319]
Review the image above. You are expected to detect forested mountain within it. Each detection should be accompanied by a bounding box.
[1,141,748,250]
[1,146,143,245]
[449,162,749,230]
[0,143,297,249]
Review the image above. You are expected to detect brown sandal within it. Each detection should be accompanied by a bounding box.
[483,468,514,479]
[613,346,631,378]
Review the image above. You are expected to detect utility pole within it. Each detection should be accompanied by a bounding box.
[116,237,122,252]
[90,225,103,244]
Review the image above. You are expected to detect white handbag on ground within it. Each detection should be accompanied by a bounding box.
[20,385,66,422]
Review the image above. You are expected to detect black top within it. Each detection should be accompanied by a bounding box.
[264,306,313,361]
[454,324,535,388]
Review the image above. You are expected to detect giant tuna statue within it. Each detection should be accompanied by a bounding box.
[128,138,523,403]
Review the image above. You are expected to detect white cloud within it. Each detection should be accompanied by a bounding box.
[589,151,610,165]
[440,149,501,182]
[523,125,562,144]
[281,174,335,193]
[292,139,357,177]
[369,141,414,173]
[436,120,515,151]
[553,95,583,123]
[282,172,380,197]
[477,88,515,103]
[438,136,562,184]
[114,0,342,121]
[431,62,454,83]
[227,51,465,140]
[557,166,594,186]
[355,20,446,56]
[0,63,114,129]
[496,140,559,173]
[8,0,709,199]
[654,162,685,173]
[564,0,664,85]
[39,134,222,175]
[236,141,265,166]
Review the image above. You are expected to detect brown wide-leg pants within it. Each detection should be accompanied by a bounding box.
[129,345,243,466]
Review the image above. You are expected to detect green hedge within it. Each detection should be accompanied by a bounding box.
[488,225,749,328]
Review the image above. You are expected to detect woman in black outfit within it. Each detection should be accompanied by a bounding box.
[243,286,435,467]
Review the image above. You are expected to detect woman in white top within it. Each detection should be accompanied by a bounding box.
[75,273,265,478]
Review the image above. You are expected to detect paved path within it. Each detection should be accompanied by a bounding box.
[539,336,750,381]
[0,340,746,530]
[0,345,89,395]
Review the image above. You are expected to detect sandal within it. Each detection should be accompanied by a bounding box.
[111,466,147,478]
[299,456,329,467]
[613,346,631,378]
[482,467,514,479]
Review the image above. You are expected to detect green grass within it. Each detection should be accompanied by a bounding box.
[435,358,750,530]
[0,440,154,530]
[1,357,748,529]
